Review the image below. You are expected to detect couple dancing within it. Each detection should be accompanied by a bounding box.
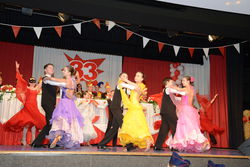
[32,63,84,148]
[155,76,210,152]
[98,72,154,151]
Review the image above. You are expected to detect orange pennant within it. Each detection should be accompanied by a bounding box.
[12,26,21,38]
[219,47,225,56]
[158,42,164,53]
[54,26,62,37]
[93,19,101,29]
[126,30,133,40]
[188,48,195,58]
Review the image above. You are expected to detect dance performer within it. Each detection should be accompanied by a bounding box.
[78,92,98,145]
[47,65,84,148]
[154,77,185,151]
[31,63,57,147]
[118,72,154,151]
[4,61,46,145]
[98,73,134,150]
[103,90,117,146]
[196,93,224,145]
[166,76,210,152]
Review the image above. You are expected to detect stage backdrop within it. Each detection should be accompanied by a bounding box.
[32,46,122,90]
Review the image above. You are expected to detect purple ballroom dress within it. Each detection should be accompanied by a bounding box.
[48,84,84,148]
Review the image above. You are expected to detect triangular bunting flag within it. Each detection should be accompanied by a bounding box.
[12,26,21,38]
[203,48,209,58]
[93,19,101,29]
[33,27,42,39]
[107,21,116,31]
[126,30,133,40]
[158,42,164,53]
[234,43,240,53]
[173,46,180,56]
[188,48,195,58]
[219,47,225,56]
[54,26,62,37]
[143,37,150,48]
[73,23,81,34]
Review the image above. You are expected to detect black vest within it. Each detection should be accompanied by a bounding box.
[110,87,122,109]
[160,88,176,115]
[41,77,57,107]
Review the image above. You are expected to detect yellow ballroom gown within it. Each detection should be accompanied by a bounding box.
[118,83,153,148]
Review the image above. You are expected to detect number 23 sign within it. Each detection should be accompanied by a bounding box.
[64,53,105,81]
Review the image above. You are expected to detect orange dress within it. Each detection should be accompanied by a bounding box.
[3,71,46,132]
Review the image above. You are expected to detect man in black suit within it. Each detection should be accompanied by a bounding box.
[105,90,117,146]
[31,63,58,147]
[98,72,135,151]
[154,77,184,151]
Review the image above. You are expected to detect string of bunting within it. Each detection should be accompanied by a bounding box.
[0,18,247,58]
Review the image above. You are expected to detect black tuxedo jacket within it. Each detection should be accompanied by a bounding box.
[160,88,176,115]
[41,76,57,108]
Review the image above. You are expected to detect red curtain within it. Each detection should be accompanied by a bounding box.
[123,57,170,95]
[210,53,229,148]
[0,41,34,145]
[0,41,34,85]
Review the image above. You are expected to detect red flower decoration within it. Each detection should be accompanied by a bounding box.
[154,120,162,130]
[243,116,247,123]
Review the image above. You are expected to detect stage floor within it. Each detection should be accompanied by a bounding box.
[0,145,249,159]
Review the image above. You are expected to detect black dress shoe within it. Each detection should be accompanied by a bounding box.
[154,147,165,151]
[97,145,110,150]
[31,143,48,148]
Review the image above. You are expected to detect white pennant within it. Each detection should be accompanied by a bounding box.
[203,48,209,58]
[73,23,81,34]
[108,21,116,31]
[33,27,42,39]
[173,45,180,56]
[143,37,150,48]
[234,43,240,53]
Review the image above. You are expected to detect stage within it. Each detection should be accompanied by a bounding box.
[0,146,249,167]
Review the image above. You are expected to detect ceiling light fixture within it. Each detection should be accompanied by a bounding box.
[58,12,70,23]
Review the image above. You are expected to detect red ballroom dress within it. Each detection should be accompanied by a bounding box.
[196,94,224,135]
[3,71,46,132]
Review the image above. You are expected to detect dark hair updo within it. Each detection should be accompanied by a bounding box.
[183,76,194,86]
[137,71,145,79]
[66,65,76,76]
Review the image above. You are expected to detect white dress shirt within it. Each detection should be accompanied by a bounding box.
[43,74,66,87]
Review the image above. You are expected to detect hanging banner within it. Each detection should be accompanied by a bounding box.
[173,45,180,56]
[93,19,101,29]
[158,42,164,53]
[54,26,62,37]
[203,48,209,58]
[233,43,240,53]
[188,48,195,58]
[33,27,42,39]
[126,30,133,40]
[107,21,116,31]
[11,26,21,38]
[143,37,150,48]
[73,23,81,35]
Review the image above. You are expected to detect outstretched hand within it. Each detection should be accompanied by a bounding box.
[15,61,20,70]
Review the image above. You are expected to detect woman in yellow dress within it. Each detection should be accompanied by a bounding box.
[118,72,154,151]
